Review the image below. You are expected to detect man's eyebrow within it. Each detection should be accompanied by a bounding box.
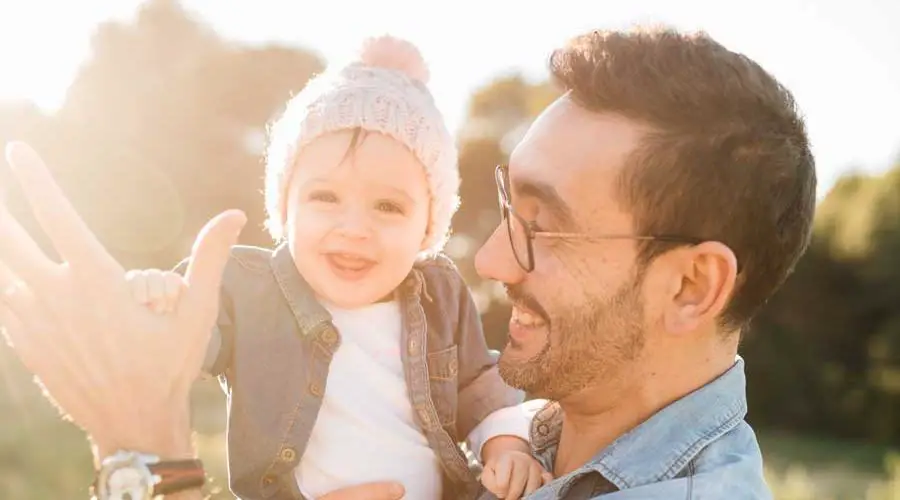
[512,178,576,227]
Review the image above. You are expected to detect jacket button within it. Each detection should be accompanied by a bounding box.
[262,474,276,487]
[280,446,297,462]
[448,357,458,376]
[309,382,324,397]
[320,328,337,345]
[408,338,418,355]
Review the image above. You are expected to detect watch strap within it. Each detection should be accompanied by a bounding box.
[148,459,206,495]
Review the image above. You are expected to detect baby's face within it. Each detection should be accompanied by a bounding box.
[284,130,431,308]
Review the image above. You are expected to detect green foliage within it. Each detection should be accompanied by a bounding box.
[744,156,900,445]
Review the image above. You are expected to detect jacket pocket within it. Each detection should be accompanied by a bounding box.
[427,344,459,428]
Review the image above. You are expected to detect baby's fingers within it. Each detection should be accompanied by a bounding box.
[144,269,165,312]
[523,463,546,496]
[482,457,512,498]
[481,466,499,496]
[163,271,185,312]
[541,471,553,485]
[505,459,534,500]
[125,269,149,305]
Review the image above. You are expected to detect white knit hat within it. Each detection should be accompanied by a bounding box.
[264,35,460,254]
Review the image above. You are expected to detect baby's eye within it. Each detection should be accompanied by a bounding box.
[376,200,405,215]
[309,190,338,203]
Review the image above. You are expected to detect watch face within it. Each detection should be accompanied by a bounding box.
[97,451,156,500]
[107,467,153,499]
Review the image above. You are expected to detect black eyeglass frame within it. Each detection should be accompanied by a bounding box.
[494,164,708,272]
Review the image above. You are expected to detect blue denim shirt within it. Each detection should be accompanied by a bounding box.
[176,244,523,500]
[480,358,770,499]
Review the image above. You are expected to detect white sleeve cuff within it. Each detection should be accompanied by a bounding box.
[465,399,548,461]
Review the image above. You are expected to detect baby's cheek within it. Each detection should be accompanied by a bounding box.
[381,234,424,270]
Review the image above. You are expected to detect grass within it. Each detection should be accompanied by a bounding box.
[760,432,899,500]
[0,344,897,499]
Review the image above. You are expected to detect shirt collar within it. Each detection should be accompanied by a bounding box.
[531,357,748,491]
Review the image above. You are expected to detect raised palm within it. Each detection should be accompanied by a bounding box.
[0,141,245,455]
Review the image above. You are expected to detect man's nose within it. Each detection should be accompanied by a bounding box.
[475,223,526,285]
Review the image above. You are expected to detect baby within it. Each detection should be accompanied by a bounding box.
[126,36,549,500]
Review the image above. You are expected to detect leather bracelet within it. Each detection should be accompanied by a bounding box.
[150,459,206,495]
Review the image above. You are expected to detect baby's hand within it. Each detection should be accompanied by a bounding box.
[124,268,185,314]
[481,450,552,499]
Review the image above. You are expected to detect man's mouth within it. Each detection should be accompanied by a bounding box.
[508,302,550,347]
[511,304,547,328]
[505,284,549,326]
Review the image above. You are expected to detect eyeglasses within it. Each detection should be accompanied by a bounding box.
[494,164,705,272]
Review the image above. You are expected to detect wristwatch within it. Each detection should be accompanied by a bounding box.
[91,450,206,499]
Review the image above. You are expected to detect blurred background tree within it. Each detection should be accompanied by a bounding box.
[1,0,324,270]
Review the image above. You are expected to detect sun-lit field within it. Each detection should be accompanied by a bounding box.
[0,343,895,500]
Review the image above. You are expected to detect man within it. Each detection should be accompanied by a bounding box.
[0,26,814,499]
[474,28,814,499]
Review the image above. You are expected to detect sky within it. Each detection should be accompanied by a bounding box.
[0,0,898,198]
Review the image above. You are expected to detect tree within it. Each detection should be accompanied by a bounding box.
[746,157,900,444]
[7,0,323,270]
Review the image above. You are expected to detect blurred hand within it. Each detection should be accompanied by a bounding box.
[317,482,405,500]
[0,141,246,460]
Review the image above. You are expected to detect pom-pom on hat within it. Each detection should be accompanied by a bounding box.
[264,35,459,254]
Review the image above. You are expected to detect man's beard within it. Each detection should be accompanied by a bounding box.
[498,276,645,400]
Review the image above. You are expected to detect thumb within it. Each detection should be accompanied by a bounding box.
[178,210,246,326]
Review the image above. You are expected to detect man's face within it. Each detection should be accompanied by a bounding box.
[475,97,654,401]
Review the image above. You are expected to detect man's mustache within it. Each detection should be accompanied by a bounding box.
[504,284,551,323]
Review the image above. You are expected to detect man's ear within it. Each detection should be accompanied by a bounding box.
[663,241,738,335]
